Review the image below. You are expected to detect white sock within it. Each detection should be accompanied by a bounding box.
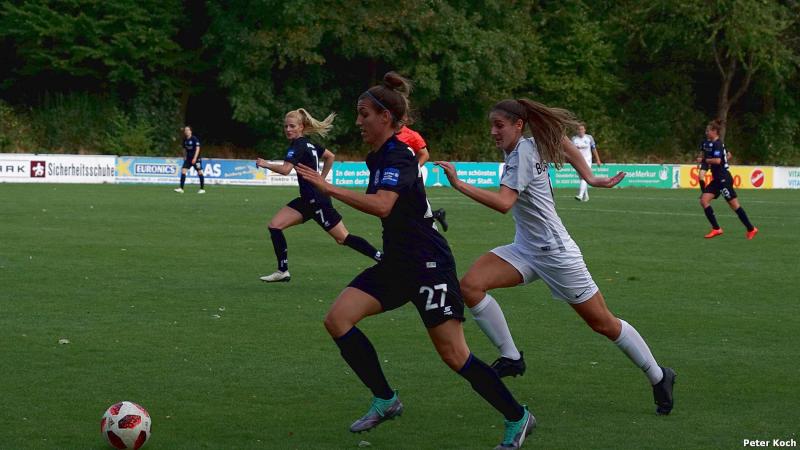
[469,294,521,360]
[577,180,588,198]
[614,319,663,385]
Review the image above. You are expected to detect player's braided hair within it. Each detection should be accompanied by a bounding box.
[491,99,580,169]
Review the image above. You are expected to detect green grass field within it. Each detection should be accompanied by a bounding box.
[2,184,798,449]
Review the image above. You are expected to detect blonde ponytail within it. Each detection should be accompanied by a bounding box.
[286,108,336,138]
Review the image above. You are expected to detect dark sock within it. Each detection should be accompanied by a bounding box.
[180,173,186,188]
[735,207,754,231]
[704,206,720,229]
[343,234,381,261]
[334,327,393,399]
[268,227,288,272]
[199,173,205,189]
[458,353,524,421]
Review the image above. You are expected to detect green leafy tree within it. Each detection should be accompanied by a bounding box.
[206,0,537,158]
[0,0,186,93]
[624,0,799,140]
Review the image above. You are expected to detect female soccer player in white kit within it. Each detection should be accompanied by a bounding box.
[436,99,675,417]
[571,123,602,201]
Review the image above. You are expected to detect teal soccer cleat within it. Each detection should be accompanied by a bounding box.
[494,407,536,450]
[349,391,403,433]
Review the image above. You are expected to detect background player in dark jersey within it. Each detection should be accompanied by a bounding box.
[295,72,534,450]
[396,122,449,231]
[697,120,758,239]
[175,126,205,194]
[256,108,381,282]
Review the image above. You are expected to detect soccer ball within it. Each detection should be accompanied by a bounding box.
[101,401,151,449]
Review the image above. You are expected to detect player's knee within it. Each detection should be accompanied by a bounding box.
[437,345,469,371]
[334,235,347,245]
[323,312,350,337]
[589,318,618,339]
[459,276,486,306]
[268,223,282,231]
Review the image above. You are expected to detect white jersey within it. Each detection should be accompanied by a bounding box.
[500,137,576,254]
[571,134,596,162]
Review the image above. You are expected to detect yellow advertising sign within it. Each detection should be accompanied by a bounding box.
[678,165,773,189]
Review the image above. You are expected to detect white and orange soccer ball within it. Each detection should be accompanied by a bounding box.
[100,401,151,449]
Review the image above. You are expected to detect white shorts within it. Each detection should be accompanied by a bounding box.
[491,243,598,304]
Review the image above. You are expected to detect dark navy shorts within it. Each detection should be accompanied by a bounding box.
[703,177,737,200]
[348,262,465,328]
[287,197,342,232]
[182,158,203,171]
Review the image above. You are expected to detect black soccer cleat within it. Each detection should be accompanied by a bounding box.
[491,352,526,378]
[433,208,448,232]
[652,366,676,415]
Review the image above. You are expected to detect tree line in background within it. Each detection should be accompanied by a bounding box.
[1,0,799,164]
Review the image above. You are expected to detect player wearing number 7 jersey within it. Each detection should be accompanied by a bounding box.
[256,108,382,283]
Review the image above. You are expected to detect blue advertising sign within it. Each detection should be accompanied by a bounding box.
[333,161,504,188]
[116,156,300,185]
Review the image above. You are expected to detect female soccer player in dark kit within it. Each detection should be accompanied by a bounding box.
[257,108,381,283]
[295,73,535,450]
[697,119,758,239]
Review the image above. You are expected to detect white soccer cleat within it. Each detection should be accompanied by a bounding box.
[197,189,206,194]
[260,271,291,283]
[174,188,184,193]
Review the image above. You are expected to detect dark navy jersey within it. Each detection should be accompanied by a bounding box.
[183,136,200,159]
[700,139,730,180]
[366,135,454,269]
[285,136,330,203]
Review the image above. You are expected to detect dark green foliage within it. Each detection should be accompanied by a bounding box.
[1,0,799,163]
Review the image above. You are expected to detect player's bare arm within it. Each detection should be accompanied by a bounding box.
[257,158,294,175]
[435,161,518,213]
[416,147,430,165]
[320,149,335,179]
[563,137,624,188]
[592,147,602,166]
[295,163,399,218]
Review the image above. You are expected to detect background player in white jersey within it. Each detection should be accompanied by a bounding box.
[570,123,602,201]
[436,98,675,417]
